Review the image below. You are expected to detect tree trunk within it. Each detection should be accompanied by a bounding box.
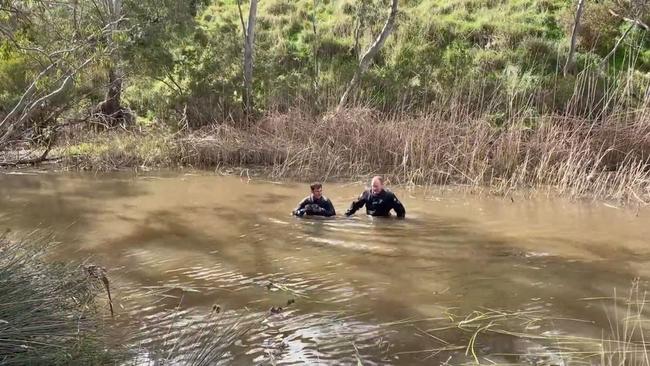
[353,2,366,60]
[564,0,585,77]
[311,0,320,109]
[242,0,258,119]
[337,0,398,112]
[97,0,126,126]
[100,67,123,122]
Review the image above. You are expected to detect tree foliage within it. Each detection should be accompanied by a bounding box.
[1,0,649,134]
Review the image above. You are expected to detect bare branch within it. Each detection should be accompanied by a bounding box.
[609,8,650,30]
[0,57,95,147]
[242,0,258,119]
[600,22,636,68]
[0,62,58,131]
[0,141,57,166]
[165,70,184,95]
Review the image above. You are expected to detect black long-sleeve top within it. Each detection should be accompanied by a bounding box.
[293,195,336,217]
[345,189,405,218]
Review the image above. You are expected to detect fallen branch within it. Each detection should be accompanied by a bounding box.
[0,128,57,166]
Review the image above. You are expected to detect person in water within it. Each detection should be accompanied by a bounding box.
[292,182,336,217]
[345,176,406,218]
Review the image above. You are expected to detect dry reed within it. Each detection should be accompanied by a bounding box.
[393,279,650,365]
[50,66,650,205]
[0,234,119,364]
[174,106,650,204]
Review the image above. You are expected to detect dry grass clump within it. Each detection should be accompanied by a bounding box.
[249,108,650,203]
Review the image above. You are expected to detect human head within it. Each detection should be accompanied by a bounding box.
[370,176,384,195]
[310,182,323,199]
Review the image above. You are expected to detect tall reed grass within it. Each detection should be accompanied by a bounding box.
[52,66,650,205]
[0,234,118,364]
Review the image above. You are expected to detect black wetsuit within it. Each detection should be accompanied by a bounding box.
[345,189,406,218]
[293,195,336,217]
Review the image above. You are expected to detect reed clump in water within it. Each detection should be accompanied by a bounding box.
[0,235,278,365]
[0,235,119,364]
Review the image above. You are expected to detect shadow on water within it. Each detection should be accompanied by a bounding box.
[99,212,650,363]
[0,173,149,245]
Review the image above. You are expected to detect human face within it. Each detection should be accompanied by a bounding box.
[371,178,383,195]
[312,187,323,200]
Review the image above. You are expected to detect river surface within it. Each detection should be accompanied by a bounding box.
[1,171,650,365]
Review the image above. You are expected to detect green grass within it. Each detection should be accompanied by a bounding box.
[177,0,591,116]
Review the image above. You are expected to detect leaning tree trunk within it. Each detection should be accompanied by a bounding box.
[337,0,398,112]
[240,0,258,120]
[97,0,126,126]
[564,0,585,77]
[100,67,122,120]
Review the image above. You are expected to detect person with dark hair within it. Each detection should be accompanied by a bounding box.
[345,176,405,218]
[292,182,336,217]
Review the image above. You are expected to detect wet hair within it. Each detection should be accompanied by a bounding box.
[310,182,322,191]
[371,176,384,184]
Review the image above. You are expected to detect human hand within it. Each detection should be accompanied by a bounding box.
[306,204,323,213]
[293,209,306,217]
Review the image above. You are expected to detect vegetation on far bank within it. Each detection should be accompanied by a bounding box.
[1,0,650,204]
[3,0,650,120]
[35,104,647,206]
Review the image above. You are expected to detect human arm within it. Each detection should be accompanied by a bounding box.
[344,192,367,216]
[321,198,336,217]
[390,192,406,218]
[292,197,310,216]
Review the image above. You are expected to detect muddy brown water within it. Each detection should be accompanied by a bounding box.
[1,171,650,365]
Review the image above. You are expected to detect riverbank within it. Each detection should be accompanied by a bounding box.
[1,108,649,205]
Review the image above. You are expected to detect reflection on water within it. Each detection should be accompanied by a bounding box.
[1,171,650,364]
